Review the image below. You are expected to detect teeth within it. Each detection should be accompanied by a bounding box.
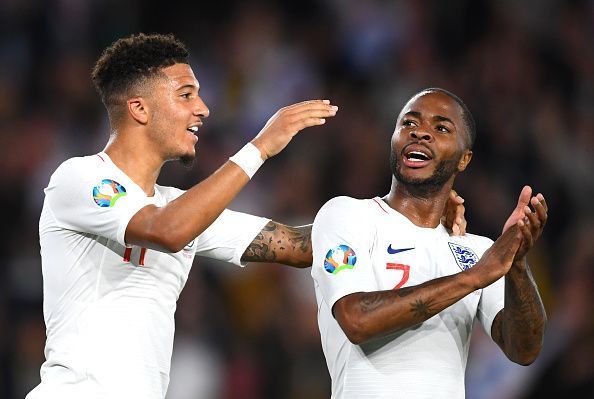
[407,151,429,161]
[188,126,198,133]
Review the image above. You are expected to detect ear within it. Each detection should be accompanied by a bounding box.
[127,97,149,125]
[457,150,472,172]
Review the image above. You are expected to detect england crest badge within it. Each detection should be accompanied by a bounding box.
[448,242,479,270]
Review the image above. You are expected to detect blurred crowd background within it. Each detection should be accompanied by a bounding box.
[1,0,593,398]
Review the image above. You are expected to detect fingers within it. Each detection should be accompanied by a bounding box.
[451,203,466,236]
[516,185,532,211]
[284,100,338,115]
[531,193,549,220]
[279,102,339,134]
[525,194,547,235]
[443,190,466,235]
[502,185,533,234]
[458,212,467,235]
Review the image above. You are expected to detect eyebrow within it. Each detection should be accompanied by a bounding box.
[177,84,200,92]
[403,111,455,126]
[433,115,454,125]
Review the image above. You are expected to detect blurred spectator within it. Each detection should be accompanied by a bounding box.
[1,0,592,398]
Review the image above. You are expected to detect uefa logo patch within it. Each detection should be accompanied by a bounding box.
[324,245,357,274]
[448,242,479,270]
[92,179,127,208]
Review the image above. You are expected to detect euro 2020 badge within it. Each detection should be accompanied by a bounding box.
[93,179,127,208]
[324,245,357,274]
[448,242,479,270]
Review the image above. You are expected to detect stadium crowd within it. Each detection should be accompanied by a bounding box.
[0,0,592,398]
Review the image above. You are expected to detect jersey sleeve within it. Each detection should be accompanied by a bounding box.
[43,157,153,247]
[311,197,377,311]
[475,238,505,338]
[193,209,270,266]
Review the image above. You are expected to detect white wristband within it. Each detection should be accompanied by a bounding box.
[229,143,265,179]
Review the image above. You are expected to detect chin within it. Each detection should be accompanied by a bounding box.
[179,153,196,168]
[391,156,459,195]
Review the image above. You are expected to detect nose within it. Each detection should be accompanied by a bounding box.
[410,128,433,142]
[194,96,210,118]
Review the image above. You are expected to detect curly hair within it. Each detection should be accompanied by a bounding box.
[91,33,189,108]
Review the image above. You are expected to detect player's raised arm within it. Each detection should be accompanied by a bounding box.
[125,100,338,253]
[490,186,548,365]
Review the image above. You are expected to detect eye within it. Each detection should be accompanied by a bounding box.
[180,93,193,99]
[402,119,417,127]
[436,125,450,133]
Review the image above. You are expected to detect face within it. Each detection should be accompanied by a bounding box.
[145,63,209,165]
[390,91,472,193]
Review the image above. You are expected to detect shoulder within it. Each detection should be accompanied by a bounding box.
[50,154,110,181]
[313,196,376,236]
[317,196,371,216]
[314,196,371,223]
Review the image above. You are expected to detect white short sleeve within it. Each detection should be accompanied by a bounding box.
[474,236,505,338]
[477,276,505,338]
[194,209,270,266]
[44,157,152,247]
[311,197,377,311]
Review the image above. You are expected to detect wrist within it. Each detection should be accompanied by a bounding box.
[229,143,266,179]
[460,268,481,291]
[250,139,269,160]
[512,256,527,268]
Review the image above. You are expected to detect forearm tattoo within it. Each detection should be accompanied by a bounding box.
[359,286,437,319]
[241,222,312,265]
[492,262,546,362]
[243,221,278,262]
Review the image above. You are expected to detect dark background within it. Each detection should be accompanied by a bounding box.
[1,0,593,398]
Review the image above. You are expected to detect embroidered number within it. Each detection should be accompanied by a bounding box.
[386,263,410,290]
[123,247,148,266]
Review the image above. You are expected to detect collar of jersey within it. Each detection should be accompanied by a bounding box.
[373,196,448,235]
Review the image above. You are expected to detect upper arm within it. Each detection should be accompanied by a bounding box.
[311,197,377,321]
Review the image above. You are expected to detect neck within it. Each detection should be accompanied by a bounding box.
[383,177,454,229]
[103,127,164,196]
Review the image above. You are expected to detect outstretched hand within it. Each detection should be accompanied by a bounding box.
[441,190,467,236]
[502,186,548,261]
[251,100,338,160]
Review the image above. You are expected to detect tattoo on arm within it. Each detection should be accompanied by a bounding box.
[410,299,434,318]
[243,221,278,262]
[241,222,312,266]
[359,286,436,319]
[490,262,546,364]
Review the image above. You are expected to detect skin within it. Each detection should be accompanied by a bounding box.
[110,63,339,253]
[240,190,466,268]
[332,91,547,365]
[109,64,467,267]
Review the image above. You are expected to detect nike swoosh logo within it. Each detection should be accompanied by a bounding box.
[387,245,415,254]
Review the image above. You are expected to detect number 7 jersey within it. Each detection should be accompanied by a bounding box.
[311,196,504,399]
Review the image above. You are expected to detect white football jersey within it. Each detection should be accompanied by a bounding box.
[311,196,504,399]
[27,152,269,399]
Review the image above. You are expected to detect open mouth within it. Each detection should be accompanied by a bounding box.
[187,126,199,135]
[402,144,433,168]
